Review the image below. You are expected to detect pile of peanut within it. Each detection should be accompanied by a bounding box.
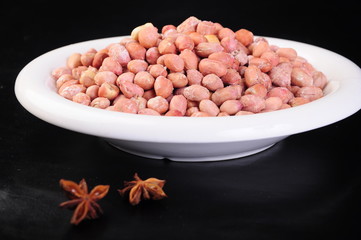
[52,16,327,117]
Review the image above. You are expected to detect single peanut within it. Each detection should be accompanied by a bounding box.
[196,21,217,35]
[264,97,283,111]
[177,16,201,33]
[240,95,266,113]
[145,47,161,64]
[148,64,167,78]
[99,57,123,75]
[118,81,144,98]
[296,86,323,101]
[199,99,220,116]
[267,87,294,104]
[147,96,169,114]
[158,38,177,55]
[98,82,120,100]
[291,67,313,87]
[276,48,297,61]
[235,29,254,46]
[221,69,242,85]
[127,59,149,73]
[219,100,243,115]
[90,97,110,109]
[94,71,117,86]
[72,92,91,106]
[138,26,159,48]
[169,95,187,115]
[186,69,203,85]
[125,42,146,60]
[168,72,188,88]
[198,59,227,77]
[59,83,85,100]
[245,83,268,98]
[211,85,242,106]
[195,42,224,57]
[86,85,99,100]
[201,74,224,91]
[163,54,185,72]
[175,34,195,51]
[154,76,174,98]
[67,53,82,69]
[269,62,292,87]
[183,85,210,101]
[134,71,155,90]
[52,66,72,80]
[179,49,199,70]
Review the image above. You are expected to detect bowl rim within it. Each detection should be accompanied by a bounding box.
[14,36,361,143]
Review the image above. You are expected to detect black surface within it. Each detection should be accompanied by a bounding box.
[1,1,361,239]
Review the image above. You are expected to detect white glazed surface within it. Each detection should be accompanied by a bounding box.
[14,36,361,161]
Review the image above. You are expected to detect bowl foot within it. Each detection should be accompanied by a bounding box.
[107,141,275,162]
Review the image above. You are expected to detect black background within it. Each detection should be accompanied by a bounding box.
[1,1,361,239]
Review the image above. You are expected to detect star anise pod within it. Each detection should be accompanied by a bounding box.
[118,173,167,206]
[59,178,109,225]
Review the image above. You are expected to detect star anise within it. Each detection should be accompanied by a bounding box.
[118,173,167,206]
[59,178,109,225]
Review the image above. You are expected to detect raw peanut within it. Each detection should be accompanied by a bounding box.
[249,57,272,72]
[156,55,166,65]
[177,16,201,33]
[148,64,167,78]
[291,67,313,87]
[187,100,198,108]
[158,38,177,54]
[260,51,279,67]
[59,83,85,100]
[179,49,199,70]
[260,73,272,89]
[143,89,156,100]
[195,42,223,57]
[80,52,96,67]
[147,96,169,114]
[276,48,297,61]
[221,36,238,53]
[116,72,135,86]
[132,96,147,110]
[58,79,79,95]
[163,54,184,72]
[99,57,123,75]
[127,59,148,73]
[175,34,195,51]
[94,71,117,86]
[145,47,161,64]
[92,51,109,68]
[197,21,217,35]
[296,86,323,101]
[134,71,155,90]
[72,92,91,106]
[198,59,227,77]
[56,74,74,89]
[231,49,248,66]
[67,53,82,69]
[186,69,203,85]
[125,42,146,60]
[191,112,212,117]
[186,107,199,116]
[208,52,234,68]
[267,87,294,104]
[188,32,207,45]
[72,66,87,80]
[79,67,97,87]
[98,82,120,100]
[217,27,235,40]
[52,66,72,80]
[119,37,136,46]
[86,85,99,100]
[114,98,138,114]
[235,29,254,46]
[235,111,254,116]
[108,44,131,66]
[168,72,188,88]
[269,62,293,87]
[169,95,187,115]
[244,65,263,87]
[289,97,310,107]
[245,83,268,98]
[118,81,144,98]
[201,74,224,91]
[264,97,283,111]
[154,76,174,98]
[165,110,183,116]
[211,85,242,106]
[217,112,230,117]
[162,24,177,34]
[251,38,269,57]
[138,26,159,48]
[131,22,154,40]
[183,85,210,101]
[91,97,110,109]
[204,35,219,43]
[219,100,243,115]
[280,104,291,109]
[138,108,161,116]
[199,99,220,116]
[240,95,266,113]
[221,69,242,85]
[312,71,328,89]
[214,22,223,33]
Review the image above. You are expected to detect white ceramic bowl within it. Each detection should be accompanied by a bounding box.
[14,36,361,162]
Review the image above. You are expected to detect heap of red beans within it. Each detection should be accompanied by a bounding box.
[52,16,328,117]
